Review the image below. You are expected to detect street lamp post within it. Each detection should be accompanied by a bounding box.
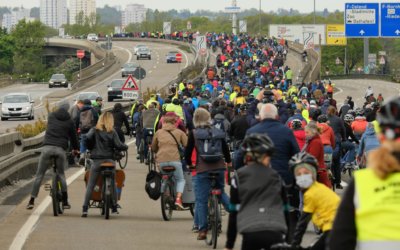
[313,0,316,24]
[259,0,262,34]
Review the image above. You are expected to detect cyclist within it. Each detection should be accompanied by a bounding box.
[112,103,130,143]
[82,112,128,217]
[225,134,288,250]
[329,97,400,249]
[230,104,251,150]
[352,108,368,139]
[185,108,232,241]
[141,103,160,164]
[357,122,380,165]
[92,96,103,115]
[317,114,335,168]
[27,101,79,210]
[151,112,188,209]
[289,152,340,250]
[342,114,359,168]
[291,119,306,150]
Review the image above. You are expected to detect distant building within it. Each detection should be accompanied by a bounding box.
[1,8,31,32]
[40,0,67,28]
[69,0,96,25]
[122,4,146,26]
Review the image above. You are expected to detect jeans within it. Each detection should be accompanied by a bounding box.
[341,141,356,163]
[160,161,185,193]
[195,169,230,232]
[83,159,117,208]
[31,146,67,198]
[80,133,88,153]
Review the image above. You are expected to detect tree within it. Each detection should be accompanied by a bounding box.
[11,19,46,75]
[0,28,14,73]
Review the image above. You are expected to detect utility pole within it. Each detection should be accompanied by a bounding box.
[364,38,369,74]
[313,0,316,24]
[232,0,238,35]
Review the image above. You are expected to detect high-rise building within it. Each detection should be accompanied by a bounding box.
[1,8,31,32]
[40,0,67,29]
[69,0,96,25]
[122,4,146,26]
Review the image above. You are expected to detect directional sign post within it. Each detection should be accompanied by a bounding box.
[345,3,380,37]
[381,3,400,37]
[121,75,139,100]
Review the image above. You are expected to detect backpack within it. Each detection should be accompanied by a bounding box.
[194,127,226,163]
[145,170,162,200]
[213,118,225,132]
[80,109,94,132]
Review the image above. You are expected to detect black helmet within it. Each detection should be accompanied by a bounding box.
[377,97,400,139]
[291,119,303,130]
[289,152,319,173]
[239,104,248,111]
[347,109,355,117]
[317,114,328,123]
[241,133,274,156]
[344,114,355,123]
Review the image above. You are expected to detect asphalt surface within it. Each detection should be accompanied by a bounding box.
[0,41,193,134]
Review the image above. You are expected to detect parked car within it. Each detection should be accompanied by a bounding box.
[166,51,179,63]
[49,73,68,88]
[137,47,151,60]
[134,44,147,55]
[107,79,125,102]
[0,93,34,121]
[74,92,101,104]
[121,62,138,77]
[87,33,98,42]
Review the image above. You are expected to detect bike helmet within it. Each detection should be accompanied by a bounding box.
[317,114,328,123]
[377,96,400,140]
[241,133,275,156]
[291,119,303,130]
[347,109,355,117]
[239,104,248,111]
[355,107,364,117]
[344,114,355,123]
[289,152,319,173]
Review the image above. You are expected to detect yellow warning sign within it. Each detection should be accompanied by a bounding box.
[326,24,347,46]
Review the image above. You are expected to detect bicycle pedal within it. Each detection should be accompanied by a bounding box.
[44,184,52,191]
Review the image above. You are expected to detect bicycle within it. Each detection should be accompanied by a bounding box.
[205,172,223,249]
[116,150,128,169]
[144,129,155,172]
[324,153,335,191]
[44,155,66,217]
[99,162,117,220]
[160,166,195,221]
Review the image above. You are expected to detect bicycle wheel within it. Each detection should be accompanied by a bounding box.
[139,139,145,163]
[161,182,174,221]
[211,195,219,249]
[147,150,153,172]
[118,150,128,169]
[51,176,59,217]
[104,177,111,220]
[56,179,64,215]
[205,195,216,246]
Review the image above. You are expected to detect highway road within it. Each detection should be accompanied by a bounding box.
[0,41,194,134]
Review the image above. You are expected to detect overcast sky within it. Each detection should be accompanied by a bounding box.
[4,0,400,12]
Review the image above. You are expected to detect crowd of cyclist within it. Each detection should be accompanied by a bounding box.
[25,31,400,249]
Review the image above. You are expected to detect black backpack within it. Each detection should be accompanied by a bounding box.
[213,118,226,132]
[194,127,226,163]
[145,170,162,200]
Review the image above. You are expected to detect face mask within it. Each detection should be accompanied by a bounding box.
[296,174,314,189]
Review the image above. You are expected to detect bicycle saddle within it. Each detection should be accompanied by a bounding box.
[162,166,176,172]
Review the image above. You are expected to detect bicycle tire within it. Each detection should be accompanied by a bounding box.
[118,150,128,169]
[104,177,111,220]
[57,179,64,215]
[211,195,219,249]
[51,175,59,216]
[205,196,215,246]
[139,139,145,163]
[161,181,174,221]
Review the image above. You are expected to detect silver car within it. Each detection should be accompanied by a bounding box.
[0,93,34,121]
[121,62,138,77]
[137,48,151,60]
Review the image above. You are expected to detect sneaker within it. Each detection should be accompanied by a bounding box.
[175,198,184,210]
[26,198,34,210]
[192,225,199,233]
[63,201,71,209]
[81,206,88,218]
[197,231,207,240]
[112,206,119,214]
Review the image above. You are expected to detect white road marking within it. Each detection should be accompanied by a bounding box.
[10,138,136,250]
[153,66,157,69]
[149,71,152,74]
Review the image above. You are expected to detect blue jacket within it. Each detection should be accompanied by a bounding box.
[358,127,380,156]
[237,119,300,184]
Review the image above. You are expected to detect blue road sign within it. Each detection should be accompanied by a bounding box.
[345,3,380,37]
[381,3,400,37]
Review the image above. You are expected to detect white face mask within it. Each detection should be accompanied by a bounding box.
[296,174,314,189]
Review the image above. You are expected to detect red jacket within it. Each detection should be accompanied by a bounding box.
[318,123,336,148]
[293,130,306,150]
[306,135,326,170]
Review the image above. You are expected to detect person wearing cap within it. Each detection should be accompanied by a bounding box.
[288,152,340,250]
[329,97,400,250]
[27,101,79,210]
[152,112,188,209]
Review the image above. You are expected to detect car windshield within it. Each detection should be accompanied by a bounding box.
[168,52,178,56]
[136,45,146,49]
[110,80,124,88]
[51,74,65,80]
[77,93,99,100]
[123,63,138,69]
[3,95,30,103]
[139,48,149,52]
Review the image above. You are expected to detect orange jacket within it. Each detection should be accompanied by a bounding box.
[351,118,368,135]
[318,123,336,148]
